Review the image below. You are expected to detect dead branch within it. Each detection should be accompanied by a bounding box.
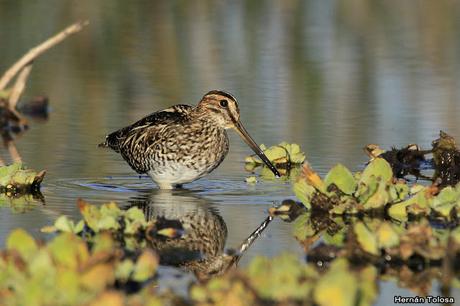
[0,20,89,91]
[0,21,88,165]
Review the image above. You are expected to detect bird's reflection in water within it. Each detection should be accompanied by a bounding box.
[127,189,272,281]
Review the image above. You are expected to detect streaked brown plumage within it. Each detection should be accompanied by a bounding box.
[99,90,280,189]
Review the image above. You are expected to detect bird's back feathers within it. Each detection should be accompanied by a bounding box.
[98,104,193,152]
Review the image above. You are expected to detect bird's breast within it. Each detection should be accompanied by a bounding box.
[147,125,229,186]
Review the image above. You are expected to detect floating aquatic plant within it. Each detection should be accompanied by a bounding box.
[0,163,45,212]
[0,203,383,306]
[293,157,460,222]
[42,200,184,251]
[286,209,460,296]
[0,162,45,194]
[0,229,158,305]
[190,254,377,306]
[245,142,306,168]
[245,176,257,184]
[2,197,460,305]
[364,131,460,187]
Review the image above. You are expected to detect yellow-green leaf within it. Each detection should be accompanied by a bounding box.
[6,229,37,259]
[354,222,379,255]
[314,259,357,306]
[324,164,357,195]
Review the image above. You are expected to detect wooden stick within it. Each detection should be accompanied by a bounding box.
[0,20,89,91]
[8,64,33,110]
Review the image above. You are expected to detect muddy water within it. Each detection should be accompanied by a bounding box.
[1,1,460,303]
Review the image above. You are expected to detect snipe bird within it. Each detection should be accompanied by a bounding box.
[99,90,280,189]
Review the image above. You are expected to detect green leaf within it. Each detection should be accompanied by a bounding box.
[245,142,305,165]
[97,215,119,231]
[54,216,75,232]
[6,229,38,259]
[388,190,428,221]
[100,202,122,218]
[357,265,378,306]
[324,164,357,195]
[376,222,400,249]
[293,178,315,209]
[354,222,379,255]
[359,158,393,184]
[92,232,115,253]
[362,180,390,209]
[433,187,457,207]
[432,187,459,217]
[74,220,85,233]
[355,171,379,201]
[323,230,346,247]
[115,259,134,282]
[125,207,146,223]
[314,259,358,306]
[48,233,88,270]
[247,254,315,300]
[292,214,316,241]
[78,200,101,232]
[245,176,257,184]
[132,250,158,282]
[389,182,410,201]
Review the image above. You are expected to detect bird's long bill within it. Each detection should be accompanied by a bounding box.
[234,121,281,177]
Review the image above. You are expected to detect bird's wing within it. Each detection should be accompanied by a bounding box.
[100,104,193,153]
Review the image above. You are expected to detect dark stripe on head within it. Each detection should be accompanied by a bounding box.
[207,107,220,114]
[228,109,239,125]
[204,90,237,102]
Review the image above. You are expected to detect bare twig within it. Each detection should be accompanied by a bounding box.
[8,64,33,110]
[0,20,89,91]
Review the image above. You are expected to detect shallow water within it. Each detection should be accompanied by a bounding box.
[2,0,460,303]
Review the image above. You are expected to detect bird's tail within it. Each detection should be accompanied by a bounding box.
[98,132,121,152]
[98,138,109,148]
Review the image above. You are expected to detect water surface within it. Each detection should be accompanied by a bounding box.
[1,1,460,303]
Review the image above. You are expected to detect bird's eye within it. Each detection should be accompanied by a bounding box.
[219,99,228,107]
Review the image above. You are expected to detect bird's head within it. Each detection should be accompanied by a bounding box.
[197,90,280,177]
[197,90,241,129]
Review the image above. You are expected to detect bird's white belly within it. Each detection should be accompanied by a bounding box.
[148,164,206,189]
